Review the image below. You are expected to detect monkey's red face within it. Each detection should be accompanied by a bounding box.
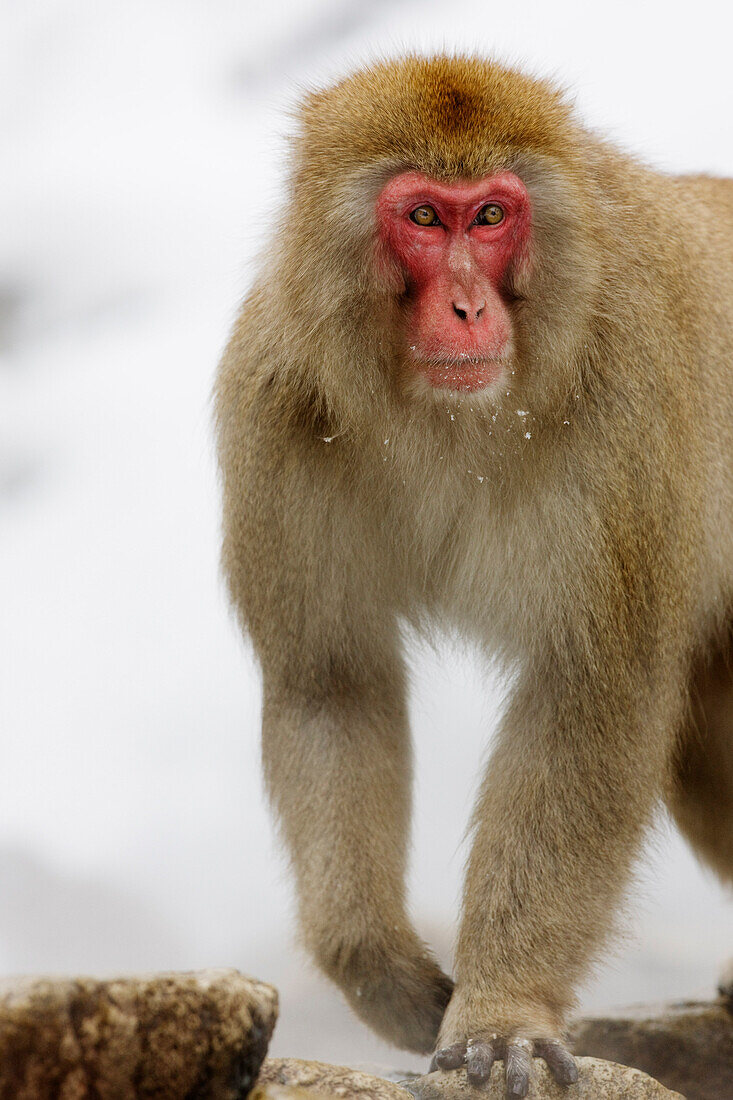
[376,171,531,392]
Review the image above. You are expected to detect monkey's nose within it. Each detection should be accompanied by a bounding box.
[452,300,485,323]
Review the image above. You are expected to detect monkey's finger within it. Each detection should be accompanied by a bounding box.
[466,1039,495,1084]
[505,1039,532,1098]
[533,1039,579,1085]
[430,1041,467,1071]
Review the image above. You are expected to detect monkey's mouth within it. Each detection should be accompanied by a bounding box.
[410,353,506,392]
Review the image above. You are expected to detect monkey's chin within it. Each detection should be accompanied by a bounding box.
[410,355,506,393]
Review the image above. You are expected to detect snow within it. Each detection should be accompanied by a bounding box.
[2,0,732,1070]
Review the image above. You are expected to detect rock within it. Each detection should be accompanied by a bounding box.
[259,1058,409,1100]
[252,1085,326,1100]
[406,1062,683,1099]
[570,1000,733,1100]
[259,1057,681,1100]
[0,968,277,1099]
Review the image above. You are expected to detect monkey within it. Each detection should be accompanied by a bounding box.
[215,56,733,1097]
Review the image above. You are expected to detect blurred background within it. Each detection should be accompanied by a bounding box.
[2,0,732,1071]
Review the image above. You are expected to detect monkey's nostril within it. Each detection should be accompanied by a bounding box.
[453,302,485,322]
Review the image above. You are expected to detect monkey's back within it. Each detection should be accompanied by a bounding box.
[669,174,733,614]
[679,173,733,281]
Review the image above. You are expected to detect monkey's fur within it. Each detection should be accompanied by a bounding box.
[216,55,733,1083]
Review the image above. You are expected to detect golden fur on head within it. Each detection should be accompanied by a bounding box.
[216,53,733,1094]
[297,56,580,178]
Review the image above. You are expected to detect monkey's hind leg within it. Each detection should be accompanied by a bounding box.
[668,633,733,1009]
[669,635,733,887]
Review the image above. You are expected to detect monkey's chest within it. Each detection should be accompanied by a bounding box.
[392,479,578,655]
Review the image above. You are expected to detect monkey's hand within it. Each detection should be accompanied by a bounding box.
[430,1034,578,1096]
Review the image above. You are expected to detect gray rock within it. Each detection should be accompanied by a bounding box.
[570,1000,733,1100]
[0,968,277,1099]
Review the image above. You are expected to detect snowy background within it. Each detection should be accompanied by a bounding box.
[2,0,732,1070]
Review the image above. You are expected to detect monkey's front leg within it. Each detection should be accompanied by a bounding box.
[433,663,678,1095]
[262,668,453,1053]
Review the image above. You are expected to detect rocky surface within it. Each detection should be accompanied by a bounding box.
[410,1062,683,1098]
[0,968,277,1099]
[260,1058,409,1100]
[0,972,729,1099]
[252,1085,326,1100]
[570,999,733,1100]
[260,1057,683,1100]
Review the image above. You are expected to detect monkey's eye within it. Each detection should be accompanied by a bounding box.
[474,203,505,226]
[410,205,440,226]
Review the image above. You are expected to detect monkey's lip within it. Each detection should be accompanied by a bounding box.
[411,355,505,392]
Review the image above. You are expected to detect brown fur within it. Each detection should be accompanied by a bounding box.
[215,54,733,1079]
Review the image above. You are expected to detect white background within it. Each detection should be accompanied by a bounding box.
[1,0,732,1070]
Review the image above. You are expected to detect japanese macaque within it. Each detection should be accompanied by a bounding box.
[215,56,733,1097]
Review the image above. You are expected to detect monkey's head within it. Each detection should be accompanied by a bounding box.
[276,56,601,420]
